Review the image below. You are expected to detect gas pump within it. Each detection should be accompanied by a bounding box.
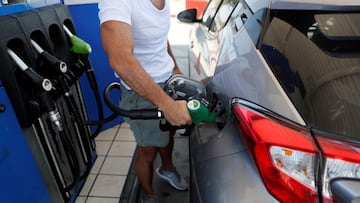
[0,4,97,203]
[8,47,82,195]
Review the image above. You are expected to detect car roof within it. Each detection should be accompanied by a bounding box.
[246,0,360,12]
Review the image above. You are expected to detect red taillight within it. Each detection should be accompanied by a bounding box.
[316,135,360,202]
[232,99,360,202]
[232,100,318,203]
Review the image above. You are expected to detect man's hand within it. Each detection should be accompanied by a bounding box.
[167,41,183,75]
[162,100,192,126]
[173,65,183,75]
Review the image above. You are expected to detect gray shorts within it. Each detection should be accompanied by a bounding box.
[119,83,169,147]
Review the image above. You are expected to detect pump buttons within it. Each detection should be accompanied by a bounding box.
[0,104,5,113]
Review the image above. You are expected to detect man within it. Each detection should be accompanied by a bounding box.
[98,0,192,202]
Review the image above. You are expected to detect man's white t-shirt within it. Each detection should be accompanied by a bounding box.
[98,0,174,89]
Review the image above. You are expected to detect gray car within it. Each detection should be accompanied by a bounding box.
[177,0,360,202]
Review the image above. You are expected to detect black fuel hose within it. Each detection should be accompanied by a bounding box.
[57,130,81,192]
[81,55,104,138]
[57,77,93,179]
[39,119,71,201]
[67,54,106,138]
[42,117,80,196]
[103,82,163,119]
[103,82,192,132]
[62,25,115,138]
[83,112,118,126]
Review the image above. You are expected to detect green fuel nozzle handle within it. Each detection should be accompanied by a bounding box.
[70,35,92,55]
[186,99,216,125]
[63,25,92,55]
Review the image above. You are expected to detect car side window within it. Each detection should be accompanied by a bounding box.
[244,8,268,46]
[211,0,241,32]
[202,0,223,29]
[260,12,360,138]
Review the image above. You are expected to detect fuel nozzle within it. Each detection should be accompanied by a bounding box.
[38,90,64,132]
[163,75,222,126]
[7,48,63,131]
[30,39,73,94]
[63,24,91,55]
[63,24,98,89]
[7,49,52,92]
[187,99,216,125]
[30,39,68,75]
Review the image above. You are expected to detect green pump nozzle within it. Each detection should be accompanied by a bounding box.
[63,25,92,55]
[186,99,216,125]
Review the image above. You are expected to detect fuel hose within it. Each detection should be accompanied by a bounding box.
[63,24,106,138]
[103,82,163,119]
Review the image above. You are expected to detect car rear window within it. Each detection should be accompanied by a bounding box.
[260,11,360,140]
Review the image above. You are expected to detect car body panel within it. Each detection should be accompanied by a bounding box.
[211,23,304,124]
[190,121,279,203]
[188,23,220,82]
[189,1,304,124]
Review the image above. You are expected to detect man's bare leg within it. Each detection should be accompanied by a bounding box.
[156,129,188,191]
[136,145,158,196]
[158,129,175,170]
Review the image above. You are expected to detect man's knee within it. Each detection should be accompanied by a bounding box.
[137,146,158,162]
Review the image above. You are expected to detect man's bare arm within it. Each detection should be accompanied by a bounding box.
[167,41,183,75]
[100,21,191,126]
